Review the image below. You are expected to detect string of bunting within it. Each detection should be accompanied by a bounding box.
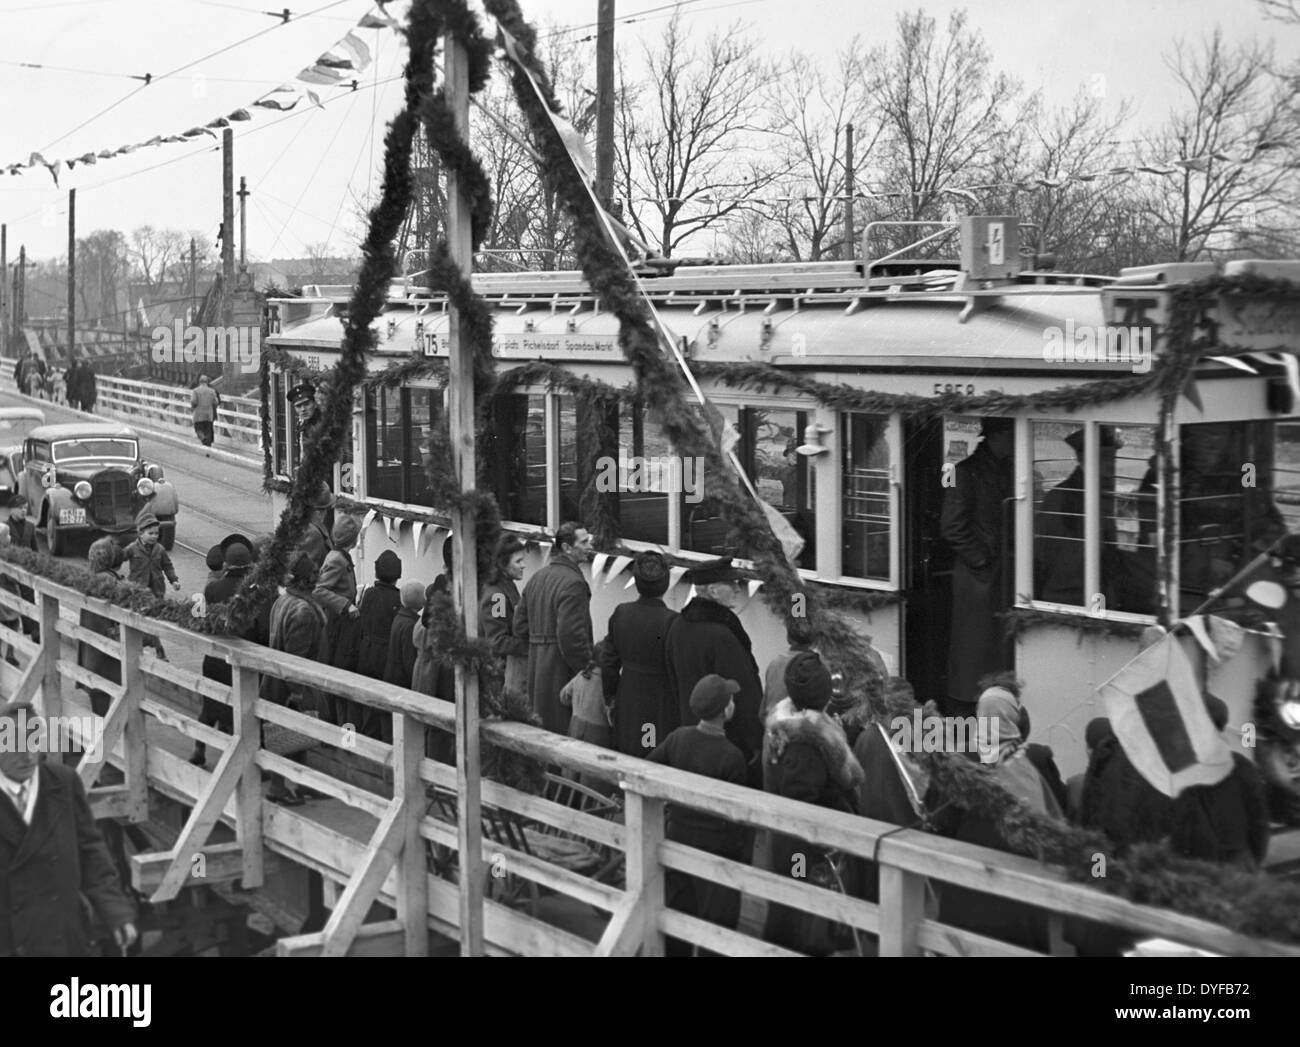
[5,4,403,186]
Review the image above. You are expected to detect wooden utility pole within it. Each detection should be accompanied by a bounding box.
[843,123,855,262]
[67,189,76,363]
[1,224,7,353]
[189,238,197,321]
[595,0,616,213]
[238,175,249,269]
[445,34,484,958]
[222,129,235,320]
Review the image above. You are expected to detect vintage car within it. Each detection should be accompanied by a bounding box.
[0,407,46,500]
[16,422,179,554]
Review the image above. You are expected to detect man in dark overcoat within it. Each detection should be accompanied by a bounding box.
[0,701,138,956]
[663,557,763,771]
[601,550,680,756]
[512,521,595,735]
[939,416,1015,712]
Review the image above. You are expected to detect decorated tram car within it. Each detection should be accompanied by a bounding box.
[262,217,1300,778]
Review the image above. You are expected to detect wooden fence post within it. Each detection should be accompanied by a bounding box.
[624,790,666,957]
[233,663,263,890]
[878,864,926,956]
[37,589,60,719]
[394,711,428,956]
[120,625,148,823]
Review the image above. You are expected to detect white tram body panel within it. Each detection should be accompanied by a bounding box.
[263,256,1300,778]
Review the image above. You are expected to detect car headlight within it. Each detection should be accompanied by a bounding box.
[136,478,156,497]
[146,464,163,481]
[74,481,92,500]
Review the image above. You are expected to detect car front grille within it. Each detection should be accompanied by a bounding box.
[91,470,134,528]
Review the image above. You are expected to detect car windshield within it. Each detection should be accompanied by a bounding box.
[52,438,137,462]
[0,417,44,445]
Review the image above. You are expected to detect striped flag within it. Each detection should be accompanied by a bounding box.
[1098,634,1233,798]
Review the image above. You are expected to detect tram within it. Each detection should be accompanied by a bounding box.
[262,216,1300,777]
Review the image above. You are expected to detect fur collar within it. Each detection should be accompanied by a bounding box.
[765,698,864,792]
[682,597,752,653]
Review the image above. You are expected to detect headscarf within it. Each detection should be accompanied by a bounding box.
[976,685,1062,820]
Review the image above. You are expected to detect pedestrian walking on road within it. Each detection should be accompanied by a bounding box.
[64,361,81,410]
[123,512,180,599]
[78,362,98,413]
[191,374,221,447]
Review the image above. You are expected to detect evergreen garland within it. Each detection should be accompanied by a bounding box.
[1001,605,1149,641]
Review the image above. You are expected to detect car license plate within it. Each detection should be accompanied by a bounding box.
[58,508,86,525]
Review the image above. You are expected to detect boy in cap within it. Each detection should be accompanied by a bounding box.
[648,674,749,954]
[123,512,180,599]
[205,544,226,582]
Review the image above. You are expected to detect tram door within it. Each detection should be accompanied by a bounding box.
[902,417,953,701]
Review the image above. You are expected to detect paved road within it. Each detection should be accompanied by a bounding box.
[0,392,275,671]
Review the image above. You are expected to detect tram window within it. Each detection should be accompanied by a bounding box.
[1277,423,1300,532]
[682,403,739,556]
[491,394,547,526]
[841,413,891,581]
[1177,421,1288,611]
[1104,424,1158,614]
[402,387,437,506]
[613,401,671,545]
[366,386,405,503]
[271,373,289,478]
[744,408,815,566]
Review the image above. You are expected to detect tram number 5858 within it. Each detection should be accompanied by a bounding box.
[934,382,976,395]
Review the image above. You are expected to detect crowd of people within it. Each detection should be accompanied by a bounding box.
[13,352,99,410]
[0,481,1278,957]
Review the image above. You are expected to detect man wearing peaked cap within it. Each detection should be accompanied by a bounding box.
[600,550,680,756]
[664,555,763,777]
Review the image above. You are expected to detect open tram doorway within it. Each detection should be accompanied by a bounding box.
[903,414,1017,707]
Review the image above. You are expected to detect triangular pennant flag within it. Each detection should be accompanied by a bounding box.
[65,159,76,171]
[382,514,394,541]
[306,90,323,109]
[624,574,638,590]
[358,5,399,29]
[206,117,230,129]
[1098,633,1234,798]
[335,30,372,70]
[77,153,97,166]
[28,152,47,167]
[298,65,348,85]
[591,552,609,581]
[686,584,697,602]
[1181,377,1203,411]
[668,565,687,592]
[747,579,763,598]
[228,108,251,121]
[316,55,355,70]
[759,499,806,565]
[411,520,425,558]
[1180,614,1219,663]
[1207,615,1245,662]
[44,159,61,186]
[607,554,632,580]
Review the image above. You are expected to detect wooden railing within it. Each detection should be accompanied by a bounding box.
[0,358,261,456]
[0,559,1294,958]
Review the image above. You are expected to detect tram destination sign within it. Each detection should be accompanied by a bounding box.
[489,333,623,360]
[1215,295,1300,352]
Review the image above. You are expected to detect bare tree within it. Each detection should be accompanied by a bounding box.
[761,40,882,261]
[75,229,129,324]
[1144,30,1298,261]
[864,9,1021,249]
[130,225,187,293]
[615,13,780,256]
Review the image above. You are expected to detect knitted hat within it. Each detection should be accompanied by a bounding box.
[633,550,669,597]
[331,515,360,549]
[135,511,160,531]
[375,549,402,582]
[223,543,252,571]
[1084,716,1114,750]
[88,536,122,573]
[785,651,833,710]
[690,674,738,720]
[206,545,226,572]
[401,581,425,610]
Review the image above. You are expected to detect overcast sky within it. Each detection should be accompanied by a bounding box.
[0,0,1294,265]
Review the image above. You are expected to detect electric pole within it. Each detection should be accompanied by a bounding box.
[595,0,615,214]
[15,245,25,344]
[238,175,249,270]
[222,129,235,320]
[68,188,76,363]
[190,238,197,322]
[843,123,856,263]
[1,224,6,354]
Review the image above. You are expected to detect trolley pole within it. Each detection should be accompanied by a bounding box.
[445,32,484,958]
[222,129,235,323]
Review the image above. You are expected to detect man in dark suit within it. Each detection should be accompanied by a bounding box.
[940,416,1015,713]
[0,701,138,956]
[663,557,764,772]
[512,521,595,735]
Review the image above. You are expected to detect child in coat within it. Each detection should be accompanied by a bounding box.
[123,512,180,599]
[383,581,423,691]
[561,640,614,749]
